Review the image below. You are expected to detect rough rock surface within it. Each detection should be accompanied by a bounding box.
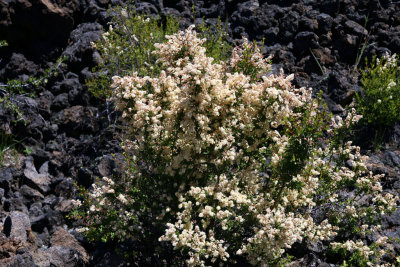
[0,0,400,266]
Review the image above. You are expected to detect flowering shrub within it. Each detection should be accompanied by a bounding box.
[72,27,398,266]
[87,3,231,100]
[356,53,400,127]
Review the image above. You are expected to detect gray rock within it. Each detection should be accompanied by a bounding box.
[0,53,38,80]
[51,93,70,111]
[45,246,86,267]
[51,76,81,95]
[386,208,400,227]
[97,155,115,177]
[317,13,333,33]
[19,185,45,204]
[24,158,51,193]
[54,199,75,213]
[29,203,44,219]
[0,167,14,194]
[345,20,368,36]
[5,211,31,242]
[135,2,158,14]
[383,151,400,168]
[5,252,37,267]
[50,228,88,262]
[36,91,55,117]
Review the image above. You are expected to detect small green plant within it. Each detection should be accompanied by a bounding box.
[1,55,65,96]
[356,53,400,127]
[23,146,33,155]
[0,94,26,123]
[0,56,65,124]
[0,132,15,166]
[355,53,400,149]
[195,17,232,64]
[0,132,24,167]
[0,40,7,48]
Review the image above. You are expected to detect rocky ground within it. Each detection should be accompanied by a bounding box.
[0,0,400,266]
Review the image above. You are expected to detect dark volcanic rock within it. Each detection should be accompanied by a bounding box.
[51,75,82,95]
[80,0,113,23]
[51,93,70,112]
[294,31,319,54]
[382,151,400,168]
[316,13,333,33]
[77,167,94,188]
[0,0,81,59]
[345,20,368,36]
[53,105,99,137]
[97,155,116,177]
[3,216,12,237]
[30,214,49,233]
[327,65,358,106]
[0,237,36,267]
[1,0,400,266]
[135,2,159,14]
[0,53,38,80]
[385,208,400,227]
[389,37,400,54]
[97,153,125,177]
[62,23,103,72]
[53,177,76,198]
[36,91,55,118]
[50,228,89,264]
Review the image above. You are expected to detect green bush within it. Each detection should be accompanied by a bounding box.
[71,26,397,266]
[87,9,179,99]
[356,53,400,127]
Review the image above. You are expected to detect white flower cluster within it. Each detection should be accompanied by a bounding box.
[331,238,390,265]
[100,27,399,265]
[112,26,312,181]
[230,37,272,75]
[332,240,373,258]
[376,52,398,71]
[81,176,139,241]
